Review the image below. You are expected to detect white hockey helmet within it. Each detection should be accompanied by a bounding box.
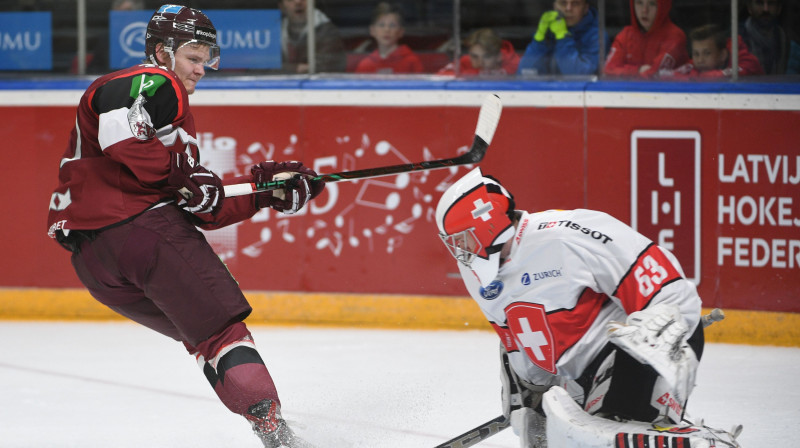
[435,167,516,287]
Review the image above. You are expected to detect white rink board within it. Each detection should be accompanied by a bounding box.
[1,86,798,110]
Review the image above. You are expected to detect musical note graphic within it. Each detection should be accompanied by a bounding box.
[393,203,423,234]
[283,134,298,155]
[347,219,359,247]
[276,220,295,243]
[241,227,272,258]
[316,231,343,256]
[204,130,479,261]
[306,220,328,238]
[375,140,411,163]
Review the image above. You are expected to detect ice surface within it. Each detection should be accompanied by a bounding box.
[0,321,796,447]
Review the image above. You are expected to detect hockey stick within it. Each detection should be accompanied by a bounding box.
[223,94,503,197]
[433,310,723,448]
[701,308,725,328]
[434,414,509,448]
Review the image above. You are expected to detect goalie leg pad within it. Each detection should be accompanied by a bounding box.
[510,407,548,448]
[543,386,741,448]
[185,321,280,415]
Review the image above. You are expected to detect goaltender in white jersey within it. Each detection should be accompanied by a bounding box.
[435,168,742,447]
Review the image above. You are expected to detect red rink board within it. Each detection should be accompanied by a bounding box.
[2,101,798,312]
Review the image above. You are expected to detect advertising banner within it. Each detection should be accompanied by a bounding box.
[109,9,280,70]
[631,131,701,283]
[0,92,797,313]
[0,12,52,70]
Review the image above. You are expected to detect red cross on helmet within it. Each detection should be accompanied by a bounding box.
[435,167,516,287]
[146,4,220,70]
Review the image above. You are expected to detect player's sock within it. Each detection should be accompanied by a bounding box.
[186,321,280,414]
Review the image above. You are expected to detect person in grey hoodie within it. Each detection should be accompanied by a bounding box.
[278,0,346,73]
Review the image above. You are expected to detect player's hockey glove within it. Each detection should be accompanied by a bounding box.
[166,151,224,215]
[251,161,325,215]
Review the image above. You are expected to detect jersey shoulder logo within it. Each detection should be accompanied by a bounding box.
[127,94,155,140]
[129,73,168,99]
[480,280,504,300]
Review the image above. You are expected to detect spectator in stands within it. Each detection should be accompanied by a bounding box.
[604,0,688,78]
[277,0,346,73]
[788,40,800,74]
[438,28,520,76]
[354,2,423,74]
[786,1,800,74]
[666,24,764,79]
[740,0,789,74]
[517,0,609,76]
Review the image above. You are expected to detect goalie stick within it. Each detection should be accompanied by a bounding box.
[223,93,503,197]
[431,309,725,448]
[433,414,509,448]
[701,307,725,328]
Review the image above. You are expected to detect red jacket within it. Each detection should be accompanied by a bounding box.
[669,36,765,79]
[354,45,424,74]
[438,40,520,76]
[604,0,688,78]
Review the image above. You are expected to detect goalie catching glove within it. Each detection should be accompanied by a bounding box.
[251,161,325,215]
[607,303,698,407]
[167,151,224,215]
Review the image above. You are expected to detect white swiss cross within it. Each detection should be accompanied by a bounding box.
[515,317,548,361]
[471,198,494,221]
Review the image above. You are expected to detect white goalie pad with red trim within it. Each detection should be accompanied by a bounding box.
[542,386,742,448]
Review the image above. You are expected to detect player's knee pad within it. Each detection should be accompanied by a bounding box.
[582,350,616,416]
[649,349,698,424]
[185,321,280,414]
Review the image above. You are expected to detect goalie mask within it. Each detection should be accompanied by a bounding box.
[146,4,220,70]
[436,168,516,287]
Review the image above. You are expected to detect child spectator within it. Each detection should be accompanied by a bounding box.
[438,28,520,76]
[354,2,424,74]
[604,0,688,78]
[517,0,609,75]
[669,24,764,78]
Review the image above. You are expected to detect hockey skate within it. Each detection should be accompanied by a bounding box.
[543,386,743,448]
[246,399,315,448]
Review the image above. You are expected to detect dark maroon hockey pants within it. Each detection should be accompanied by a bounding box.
[70,205,279,413]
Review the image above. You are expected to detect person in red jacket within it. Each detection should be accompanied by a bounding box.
[47,5,321,447]
[604,0,688,78]
[354,2,423,74]
[668,24,764,78]
[438,28,521,76]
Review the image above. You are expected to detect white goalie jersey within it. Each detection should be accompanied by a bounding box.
[456,208,702,387]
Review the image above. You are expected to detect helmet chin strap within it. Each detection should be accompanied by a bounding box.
[150,41,177,71]
[165,47,176,71]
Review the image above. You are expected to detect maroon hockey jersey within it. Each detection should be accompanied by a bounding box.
[47,64,258,243]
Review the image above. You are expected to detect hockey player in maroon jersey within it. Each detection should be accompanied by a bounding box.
[435,168,741,447]
[46,5,320,447]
